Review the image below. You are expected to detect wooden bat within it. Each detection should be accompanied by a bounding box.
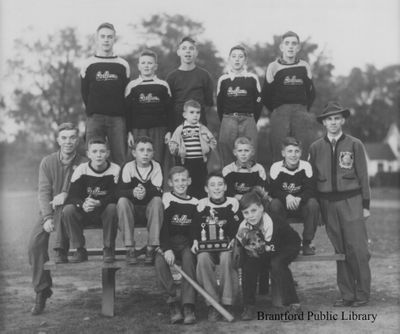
[157,248,234,322]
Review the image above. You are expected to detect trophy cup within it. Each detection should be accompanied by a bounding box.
[198,208,230,252]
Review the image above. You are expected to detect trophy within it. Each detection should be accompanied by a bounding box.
[198,208,230,252]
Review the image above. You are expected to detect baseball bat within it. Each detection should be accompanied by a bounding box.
[157,248,234,322]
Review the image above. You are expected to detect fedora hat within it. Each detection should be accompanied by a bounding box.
[317,101,350,123]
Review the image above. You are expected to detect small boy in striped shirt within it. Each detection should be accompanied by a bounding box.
[169,99,217,198]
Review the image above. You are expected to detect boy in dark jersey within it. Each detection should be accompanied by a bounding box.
[217,45,262,166]
[166,36,214,130]
[125,49,172,164]
[269,137,319,255]
[155,166,198,325]
[62,137,120,263]
[261,31,316,163]
[81,23,130,166]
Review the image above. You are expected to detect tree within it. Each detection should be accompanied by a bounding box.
[6,27,86,146]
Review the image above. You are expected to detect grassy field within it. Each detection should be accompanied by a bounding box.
[0,189,399,333]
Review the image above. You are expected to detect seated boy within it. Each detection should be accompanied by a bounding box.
[269,137,320,255]
[62,137,120,263]
[191,172,241,321]
[169,99,217,199]
[155,166,198,325]
[117,136,163,264]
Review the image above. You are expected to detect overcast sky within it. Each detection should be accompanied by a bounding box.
[1,0,399,78]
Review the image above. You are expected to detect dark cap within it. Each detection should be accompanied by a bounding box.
[317,101,350,123]
[57,122,78,134]
[179,36,196,45]
[97,22,115,32]
[282,136,302,149]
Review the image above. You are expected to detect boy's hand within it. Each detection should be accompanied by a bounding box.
[43,218,54,233]
[234,194,243,201]
[51,192,68,209]
[164,132,171,144]
[133,184,146,200]
[227,239,235,249]
[168,141,178,155]
[363,208,370,219]
[286,194,299,211]
[191,240,199,254]
[164,250,175,265]
[127,132,135,148]
[82,197,100,212]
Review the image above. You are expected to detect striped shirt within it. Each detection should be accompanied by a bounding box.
[182,121,202,159]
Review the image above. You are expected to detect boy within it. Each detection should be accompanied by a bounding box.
[222,137,266,200]
[117,136,163,265]
[217,45,262,166]
[62,137,120,263]
[166,36,214,130]
[125,49,173,163]
[309,101,371,307]
[191,172,241,321]
[269,137,320,255]
[261,31,316,163]
[169,99,217,199]
[155,166,198,324]
[81,22,130,166]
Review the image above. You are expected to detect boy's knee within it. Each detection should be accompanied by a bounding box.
[197,252,212,267]
[305,198,319,211]
[62,204,78,218]
[270,199,285,213]
[148,196,162,209]
[117,197,131,210]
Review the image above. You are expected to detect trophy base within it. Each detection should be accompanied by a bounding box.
[198,240,230,252]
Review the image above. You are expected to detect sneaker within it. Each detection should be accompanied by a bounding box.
[333,299,353,307]
[302,243,316,256]
[103,247,115,263]
[126,247,138,265]
[183,303,196,325]
[54,248,68,264]
[144,246,156,265]
[281,303,302,322]
[208,306,221,322]
[169,302,183,324]
[222,305,234,322]
[241,305,254,321]
[69,247,88,263]
[31,288,53,315]
[352,300,368,307]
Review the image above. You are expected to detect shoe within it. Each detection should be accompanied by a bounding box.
[144,246,156,265]
[221,305,234,322]
[126,247,138,265]
[208,306,221,322]
[31,288,53,315]
[103,247,115,263]
[302,243,316,256]
[333,299,353,307]
[352,300,369,307]
[281,304,302,322]
[183,303,196,325]
[169,302,183,324]
[54,248,68,264]
[69,247,88,263]
[241,305,254,321]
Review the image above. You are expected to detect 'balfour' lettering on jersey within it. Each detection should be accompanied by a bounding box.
[171,214,192,226]
[96,71,118,81]
[282,182,301,194]
[283,75,304,86]
[138,93,160,103]
[227,86,248,97]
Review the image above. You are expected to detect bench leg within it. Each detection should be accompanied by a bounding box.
[102,267,120,317]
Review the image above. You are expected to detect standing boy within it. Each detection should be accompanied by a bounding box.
[191,172,241,321]
[166,36,214,130]
[117,136,164,265]
[269,137,320,255]
[28,123,87,315]
[125,49,172,164]
[155,166,198,325]
[81,22,130,166]
[217,45,262,166]
[62,137,120,263]
[169,99,217,199]
[262,31,316,163]
[309,101,371,307]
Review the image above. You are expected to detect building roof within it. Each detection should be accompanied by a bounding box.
[365,143,397,161]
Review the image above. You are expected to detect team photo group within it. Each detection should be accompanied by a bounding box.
[28,21,371,324]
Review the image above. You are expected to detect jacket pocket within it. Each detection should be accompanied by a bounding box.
[342,172,356,180]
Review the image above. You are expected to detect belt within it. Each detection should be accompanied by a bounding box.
[226,112,253,117]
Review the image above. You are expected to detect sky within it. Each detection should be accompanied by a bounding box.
[1,0,399,78]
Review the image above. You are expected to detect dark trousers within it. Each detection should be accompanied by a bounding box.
[178,158,207,199]
[62,203,118,249]
[270,197,320,242]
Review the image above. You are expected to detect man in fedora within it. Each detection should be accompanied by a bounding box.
[309,101,371,307]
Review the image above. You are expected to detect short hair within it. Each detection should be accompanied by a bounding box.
[239,187,269,211]
[87,136,109,149]
[229,45,247,57]
[133,136,154,150]
[281,31,300,43]
[234,136,254,149]
[168,166,189,180]
[183,99,201,113]
[57,122,78,136]
[205,171,225,186]
[97,22,116,33]
[139,49,158,63]
[281,137,302,150]
[179,36,196,46]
